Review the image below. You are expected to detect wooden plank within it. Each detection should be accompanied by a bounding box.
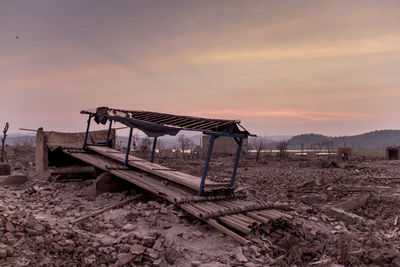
[88,146,229,192]
[71,194,143,224]
[173,192,247,204]
[246,212,270,224]
[63,150,193,201]
[207,219,250,245]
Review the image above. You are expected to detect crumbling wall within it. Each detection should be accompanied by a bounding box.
[386,146,400,160]
[337,147,352,160]
[35,129,116,175]
[202,135,248,157]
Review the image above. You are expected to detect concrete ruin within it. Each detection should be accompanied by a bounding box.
[35,128,116,176]
[386,146,400,160]
[0,163,11,176]
[202,135,248,157]
[337,147,352,161]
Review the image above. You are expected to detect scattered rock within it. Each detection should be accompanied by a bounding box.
[5,221,16,233]
[165,247,181,264]
[160,207,169,215]
[123,223,135,231]
[117,252,135,265]
[235,246,248,263]
[34,223,46,233]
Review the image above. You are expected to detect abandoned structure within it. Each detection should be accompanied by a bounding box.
[386,146,400,160]
[81,107,252,195]
[35,128,116,175]
[337,147,352,161]
[34,107,294,244]
[202,135,248,157]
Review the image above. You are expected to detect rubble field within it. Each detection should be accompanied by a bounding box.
[1,146,400,266]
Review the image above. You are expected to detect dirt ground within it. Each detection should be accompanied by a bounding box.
[1,146,400,266]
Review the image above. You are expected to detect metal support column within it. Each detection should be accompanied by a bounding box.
[83,114,93,150]
[230,137,243,187]
[125,127,133,166]
[150,137,157,163]
[106,120,112,147]
[198,135,216,196]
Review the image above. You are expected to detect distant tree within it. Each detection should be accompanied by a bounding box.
[254,137,267,162]
[315,142,324,154]
[276,141,289,158]
[1,122,9,162]
[138,137,152,159]
[156,139,165,157]
[131,133,140,150]
[156,139,164,151]
[178,134,194,159]
[324,139,335,153]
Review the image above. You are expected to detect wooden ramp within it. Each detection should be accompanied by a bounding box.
[88,146,229,193]
[61,146,292,244]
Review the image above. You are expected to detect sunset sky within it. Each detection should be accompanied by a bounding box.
[1,0,400,136]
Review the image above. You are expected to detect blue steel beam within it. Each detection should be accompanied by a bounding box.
[230,137,243,187]
[150,137,158,163]
[198,135,216,196]
[106,120,113,147]
[125,128,133,166]
[83,114,93,150]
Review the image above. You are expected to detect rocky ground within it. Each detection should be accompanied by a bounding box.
[162,156,400,266]
[0,146,400,266]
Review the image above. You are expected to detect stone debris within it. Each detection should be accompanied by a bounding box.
[235,246,248,263]
[0,175,28,185]
[0,145,399,266]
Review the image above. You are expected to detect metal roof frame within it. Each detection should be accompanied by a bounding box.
[81,107,252,137]
[81,106,255,195]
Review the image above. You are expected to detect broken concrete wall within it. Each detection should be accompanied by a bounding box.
[202,135,248,157]
[0,163,11,176]
[337,147,352,160]
[35,129,49,174]
[46,130,116,149]
[35,129,116,175]
[386,146,400,160]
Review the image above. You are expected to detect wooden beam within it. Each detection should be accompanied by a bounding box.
[207,219,250,245]
[71,194,143,224]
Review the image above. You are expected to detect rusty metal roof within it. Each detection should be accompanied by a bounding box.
[81,107,252,137]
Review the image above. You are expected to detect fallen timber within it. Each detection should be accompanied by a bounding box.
[71,194,144,224]
[61,145,293,245]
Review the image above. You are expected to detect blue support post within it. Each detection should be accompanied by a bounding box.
[83,114,93,150]
[106,120,112,147]
[125,127,133,166]
[198,135,216,196]
[230,137,243,187]
[150,137,157,163]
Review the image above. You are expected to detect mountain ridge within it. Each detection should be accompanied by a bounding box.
[287,130,400,150]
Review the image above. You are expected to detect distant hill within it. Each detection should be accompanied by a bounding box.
[288,130,400,150]
[5,130,400,151]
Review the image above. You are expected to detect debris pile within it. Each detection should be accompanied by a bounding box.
[1,145,400,266]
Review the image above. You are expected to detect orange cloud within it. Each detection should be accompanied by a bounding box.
[185,34,400,66]
[192,109,370,122]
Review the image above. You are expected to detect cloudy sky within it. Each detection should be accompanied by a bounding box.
[1,0,399,136]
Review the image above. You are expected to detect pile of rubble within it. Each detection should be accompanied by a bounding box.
[0,179,291,266]
[1,145,400,266]
[162,157,400,266]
